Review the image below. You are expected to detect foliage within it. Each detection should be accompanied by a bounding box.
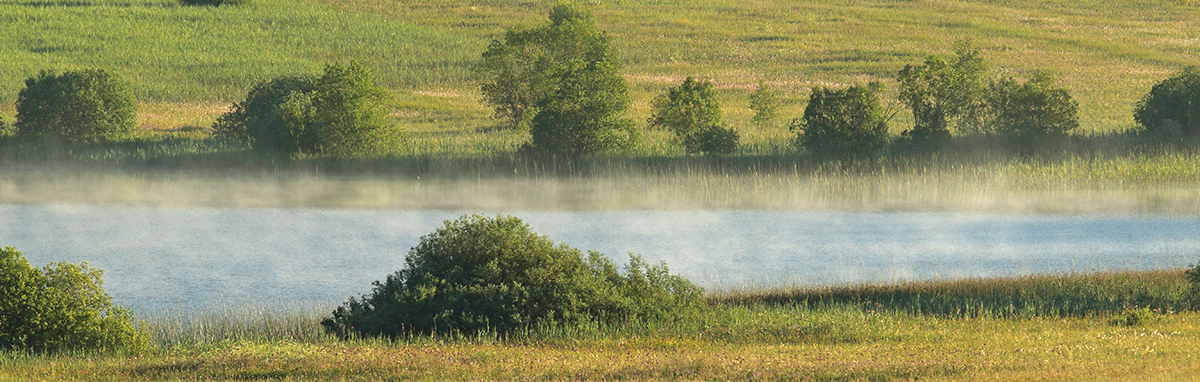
[528,59,636,156]
[212,74,318,151]
[1186,258,1200,301]
[477,2,612,131]
[15,69,137,144]
[986,72,1079,152]
[178,0,251,5]
[748,82,783,128]
[1109,307,1155,327]
[0,246,147,353]
[321,215,703,338]
[213,61,400,156]
[897,44,987,149]
[792,83,890,159]
[1134,66,1200,138]
[648,77,738,155]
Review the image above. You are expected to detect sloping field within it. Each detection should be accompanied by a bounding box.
[2,0,1199,134]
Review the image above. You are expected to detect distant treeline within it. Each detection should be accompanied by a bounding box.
[1,2,1197,162]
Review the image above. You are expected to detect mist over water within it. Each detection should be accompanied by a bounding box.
[1,204,1197,314]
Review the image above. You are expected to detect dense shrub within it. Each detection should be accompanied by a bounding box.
[214,61,401,156]
[897,44,987,149]
[478,2,611,131]
[529,60,637,156]
[1134,66,1200,138]
[178,0,251,6]
[792,83,890,159]
[986,72,1079,152]
[0,246,147,353]
[15,69,137,144]
[649,77,738,155]
[1186,258,1200,302]
[748,82,782,128]
[321,215,704,338]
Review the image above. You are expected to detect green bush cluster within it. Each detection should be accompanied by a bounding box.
[213,61,402,156]
[649,77,739,156]
[14,69,137,144]
[480,2,637,156]
[321,215,704,337]
[1135,66,1200,139]
[0,246,147,353]
[792,83,891,159]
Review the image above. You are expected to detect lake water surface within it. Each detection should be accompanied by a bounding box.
[1,205,1197,313]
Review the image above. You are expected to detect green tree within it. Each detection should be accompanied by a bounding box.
[748,81,783,128]
[0,247,147,353]
[792,83,890,159]
[529,60,637,156]
[478,2,612,131]
[321,215,703,338]
[1134,66,1200,138]
[897,44,987,148]
[15,69,137,143]
[986,72,1079,152]
[214,61,400,156]
[649,77,738,155]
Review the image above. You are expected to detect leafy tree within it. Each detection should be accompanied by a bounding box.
[1134,66,1200,138]
[748,81,783,128]
[214,61,400,156]
[501,3,636,155]
[15,69,137,143]
[529,60,637,156]
[792,83,890,159]
[649,77,739,155]
[0,246,147,353]
[212,74,318,152]
[478,2,612,131]
[986,72,1079,152]
[897,44,987,148]
[321,215,703,338]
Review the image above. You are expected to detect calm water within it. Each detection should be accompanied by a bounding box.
[1,204,1198,313]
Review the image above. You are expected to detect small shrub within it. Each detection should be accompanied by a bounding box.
[1135,66,1200,138]
[649,77,737,155]
[1186,259,1200,301]
[321,215,703,338]
[1109,307,1155,327]
[792,83,890,159]
[178,0,251,6]
[214,61,401,156]
[0,246,147,353]
[986,72,1079,153]
[748,82,783,128]
[15,69,137,144]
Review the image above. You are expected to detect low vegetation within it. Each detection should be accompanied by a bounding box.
[0,247,147,354]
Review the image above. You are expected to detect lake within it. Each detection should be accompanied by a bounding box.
[2,204,1198,313]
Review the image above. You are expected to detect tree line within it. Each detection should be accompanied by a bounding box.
[3,2,1199,160]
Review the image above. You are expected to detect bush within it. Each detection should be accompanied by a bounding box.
[748,82,783,128]
[1186,258,1200,301]
[649,77,738,155]
[15,69,137,144]
[529,60,637,156]
[897,44,987,149]
[214,61,401,156]
[321,215,704,338]
[0,246,147,353]
[478,2,611,131]
[178,0,251,6]
[1134,66,1200,138]
[986,72,1079,153]
[792,83,890,159]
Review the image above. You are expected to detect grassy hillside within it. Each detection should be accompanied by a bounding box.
[4,0,1200,139]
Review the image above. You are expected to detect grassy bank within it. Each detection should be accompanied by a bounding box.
[2,269,1197,380]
